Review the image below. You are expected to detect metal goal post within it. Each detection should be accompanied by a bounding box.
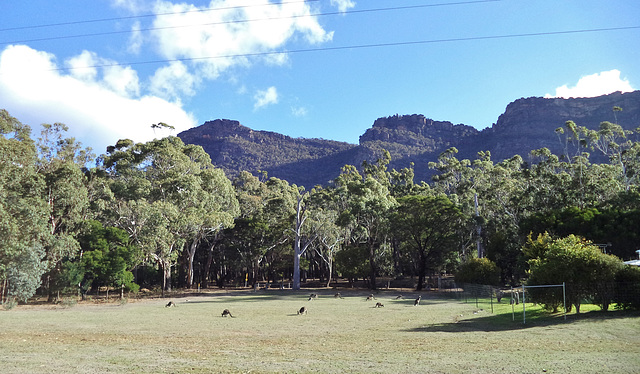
[522,282,566,324]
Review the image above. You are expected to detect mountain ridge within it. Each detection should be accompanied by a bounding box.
[178,90,640,187]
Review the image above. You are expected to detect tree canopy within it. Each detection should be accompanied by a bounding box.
[1,108,639,303]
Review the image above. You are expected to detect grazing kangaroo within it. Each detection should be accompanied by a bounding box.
[297,306,308,315]
[366,294,377,301]
[334,292,343,299]
[308,293,318,301]
[414,296,422,306]
[221,309,235,318]
[374,302,384,308]
[165,301,176,308]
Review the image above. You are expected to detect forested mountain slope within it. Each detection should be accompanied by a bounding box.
[178,90,640,187]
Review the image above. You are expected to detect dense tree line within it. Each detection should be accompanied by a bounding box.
[1,108,640,305]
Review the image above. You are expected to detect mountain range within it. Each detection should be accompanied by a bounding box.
[178,90,640,188]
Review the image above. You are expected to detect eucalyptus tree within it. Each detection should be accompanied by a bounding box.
[305,187,343,287]
[522,148,573,211]
[587,120,640,191]
[428,147,473,200]
[224,172,296,286]
[0,110,50,302]
[334,152,396,290]
[101,136,238,290]
[390,194,464,290]
[35,123,92,297]
[291,189,314,290]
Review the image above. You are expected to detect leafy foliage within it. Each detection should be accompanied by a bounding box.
[391,194,464,290]
[526,235,624,313]
[3,103,640,303]
[0,110,50,301]
[455,258,501,286]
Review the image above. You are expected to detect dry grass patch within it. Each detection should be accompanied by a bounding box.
[1,289,638,373]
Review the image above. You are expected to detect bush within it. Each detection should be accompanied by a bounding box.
[455,258,501,286]
[526,235,623,313]
[614,266,640,310]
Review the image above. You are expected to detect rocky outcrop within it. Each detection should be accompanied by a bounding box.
[360,114,477,148]
[178,91,640,188]
[465,91,640,161]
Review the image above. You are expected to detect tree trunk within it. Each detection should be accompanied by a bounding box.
[161,260,172,295]
[293,248,302,290]
[292,193,306,291]
[369,242,377,290]
[325,258,333,288]
[203,241,216,287]
[186,236,201,288]
[416,249,427,291]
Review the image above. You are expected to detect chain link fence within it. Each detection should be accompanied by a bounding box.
[436,280,640,314]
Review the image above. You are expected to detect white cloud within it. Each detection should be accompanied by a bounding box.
[147,0,333,85]
[127,21,144,54]
[331,0,356,13]
[149,61,198,101]
[254,86,278,110]
[110,0,150,14]
[546,70,634,99]
[0,45,196,154]
[66,50,99,82]
[65,50,140,98]
[291,106,308,117]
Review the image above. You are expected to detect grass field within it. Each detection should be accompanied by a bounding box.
[1,289,639,373]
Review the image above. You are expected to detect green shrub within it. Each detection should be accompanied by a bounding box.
[614,266,640,310]
[455,258,501,286]
[527,235,623,313]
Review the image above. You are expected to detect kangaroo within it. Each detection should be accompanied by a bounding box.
[414,296,422,306]
[165,301,176,308]
[297,306,308,315]
[308,293,318,301]
[334,292,343,299]
[395,295,403,300]
[374,302,384,308]
[366,294,377,301]
[221,309,235,318]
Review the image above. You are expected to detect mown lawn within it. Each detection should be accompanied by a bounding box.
[1,289,638,373]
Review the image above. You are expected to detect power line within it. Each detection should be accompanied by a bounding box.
[0,0,321,32]
[48,25,640,72]
[0,0,501,46]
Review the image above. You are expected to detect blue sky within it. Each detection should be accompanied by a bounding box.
[1,0,638,154]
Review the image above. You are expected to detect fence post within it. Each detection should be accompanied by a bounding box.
[511,286,514,321]
[490,287,493,313]
[522,285,526,324]
[563,282,566,320]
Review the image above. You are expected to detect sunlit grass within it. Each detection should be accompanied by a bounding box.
[1,289,638,373]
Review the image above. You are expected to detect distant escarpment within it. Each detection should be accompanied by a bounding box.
[469,91,640,162]
[178,90,640,188]
[177,119,358,187]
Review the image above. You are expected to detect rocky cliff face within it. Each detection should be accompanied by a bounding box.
[178,119,357,186]
[178,91,640,188]
[360,114,477,148]
[466,91,640,162]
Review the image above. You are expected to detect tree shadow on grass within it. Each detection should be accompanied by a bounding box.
[405,309,640,333]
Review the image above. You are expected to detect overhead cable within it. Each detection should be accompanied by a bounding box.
[0,0,502,45]
[47,25,640,72]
